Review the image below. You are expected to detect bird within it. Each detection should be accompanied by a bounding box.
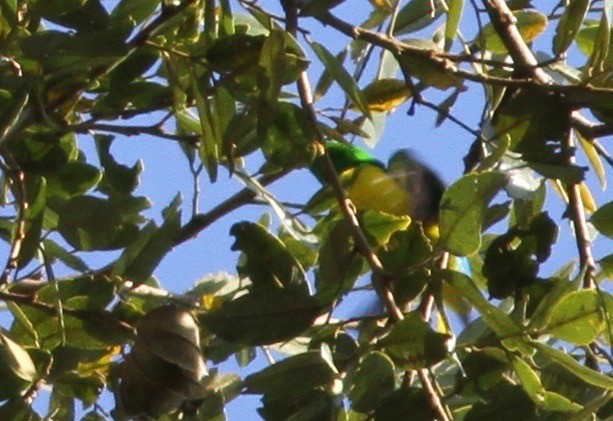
[308,141,472,320]
[308,141,445,239]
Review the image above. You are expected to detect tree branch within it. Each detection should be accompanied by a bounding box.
[175,171,287,245]
[311,10,613,138]
[481,0,598,287]
[282,0,404,322]
[0,290,135,336]
[70,122,200,145]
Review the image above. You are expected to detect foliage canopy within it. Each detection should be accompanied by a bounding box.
[0,0,611,419]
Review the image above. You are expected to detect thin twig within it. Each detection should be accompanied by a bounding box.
[282,0,404,322]
[70,122,200,145]
[175,171,288,245]
[0,290,135,335]
[312,10,613,138]
[0,154,28,284]
[481,0,598,288]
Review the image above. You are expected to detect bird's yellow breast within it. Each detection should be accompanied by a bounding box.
[344,165,411,217]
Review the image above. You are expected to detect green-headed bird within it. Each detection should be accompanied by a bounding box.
[309,141,471,320]
[309,141,445,239]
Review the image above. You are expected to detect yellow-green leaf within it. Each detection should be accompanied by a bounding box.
[476,10,548,53]
[546,289,605,345]
[362,78,411,112]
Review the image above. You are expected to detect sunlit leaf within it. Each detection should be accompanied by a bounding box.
[444,0,463,50]
[546,289,605,345]
[534,343,613,390]
[577,132,606,190]
[512,355,582,412]
[439,269,533,355]
[362,78,411,112]
[552,0,590,55]
[475,10,548,54]
[590,201,613,237]
[438,172,507,256]
[393,0,446,35]
[397,39,464,90]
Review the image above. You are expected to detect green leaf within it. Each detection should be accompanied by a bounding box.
[528,275,581,331]
[111,0,158,26]
[600,254,613,279]
[46,162,101,199]
[545,289,605,345]
[512,356,582,412]
[259,389,334,420]
[397,39,464,90]
[374,387,433,420]
[465,383,538,420]
[575,21,601,57]
[315,218,365,303]
[379,222,433,274]
[553,0,590,55]
[314,49,346,101]
[42,239,89,272]
[361,210,411,246]
[31,0,110,32]
[438,269,533,355]
[393,0,446,35]
[199,288,322,346]
[438,172,507,256]
[17,176,46,268]
[380,311,448,369]
[192,73,221,182]
[444,0,463,51]
[591,201,613,237]
[475,10,548,53]
[96,135,142,196]
[361,78,411,112]
[577,131,606,190]
[310,42,372,119]
[112,195,182,285]
[261,102,317,169]
[534,343,613,390]
[49,386,75,419]
[56,195,133,251]
[230,221,308,290]
[528,162,586,184]
[349,352,395,413]
[205,33,266,73]
[243,349,337,397]
[0,330,36,382]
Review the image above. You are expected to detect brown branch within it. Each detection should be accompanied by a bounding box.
[312,10,613,138]
[284,4,453,419]
[69,122,200,145]
[0,290,135,336]
[481,0,598,288]
[282,0,404,322]
[175,171,287,245]
[564,132,597,288]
